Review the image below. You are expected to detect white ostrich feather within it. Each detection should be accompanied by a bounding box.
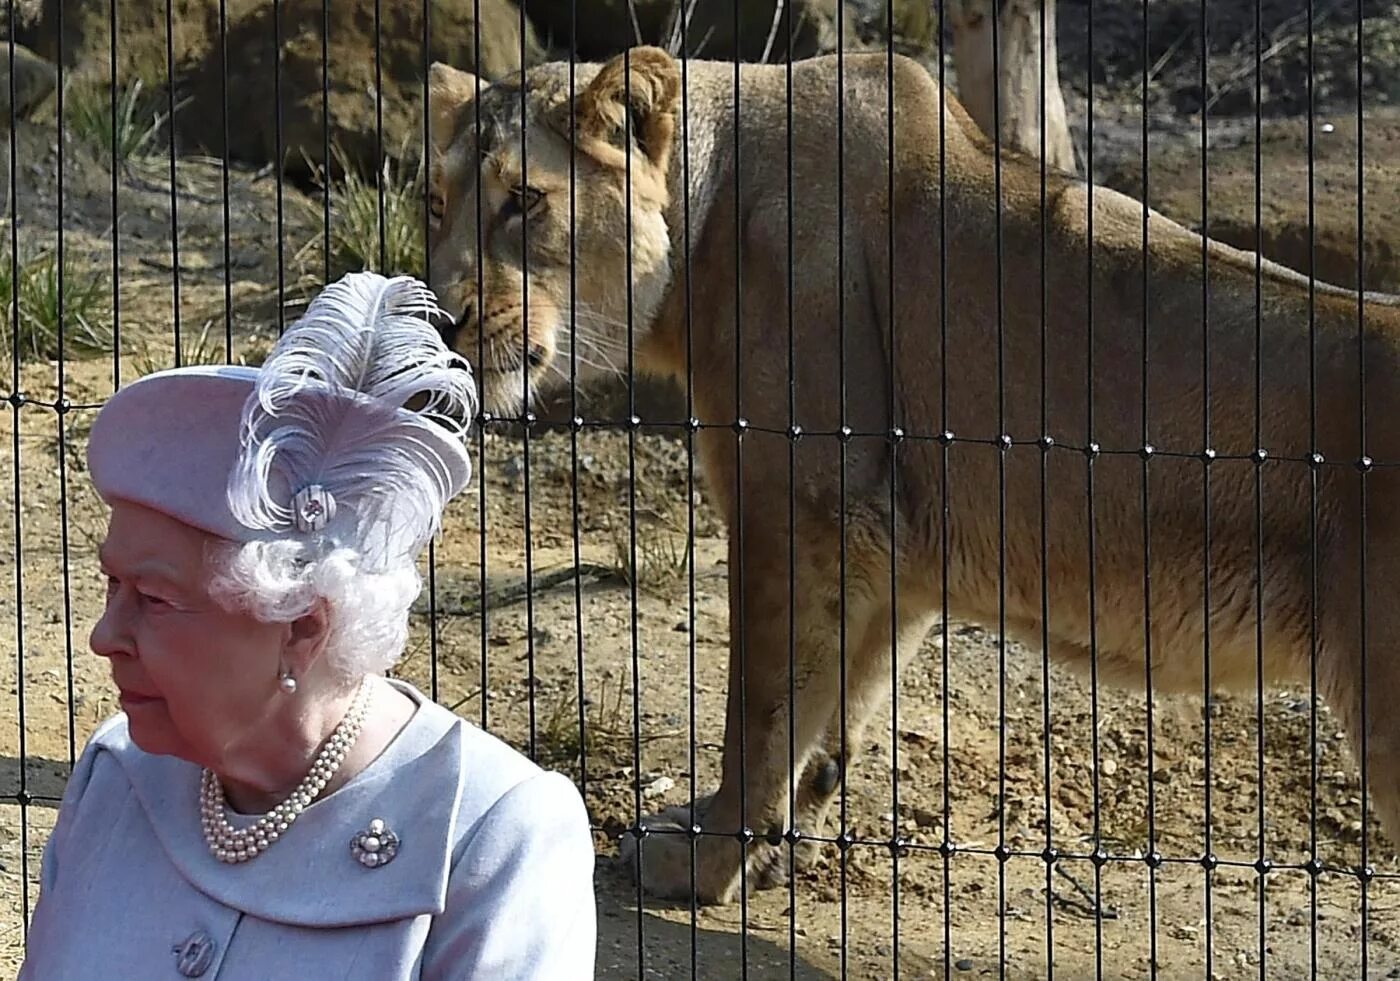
[227,271,477,569]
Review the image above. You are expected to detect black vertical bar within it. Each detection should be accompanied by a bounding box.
[678,12,701,975]
[109,0,122,387]
[1355,0,1370,973]
[778,0,800,974]
[472,5,488,734]
[1140,0,1160,974]
[518,0,538,763]
[51,0,75,822]
[1251,0,1268,969]
[623,46,647,977]
[219,0,233,360]
[836,4,849,975]
[54,0,77,793]
[165,0,183,355]
[568,0,588,835]
[937,0,954,972]
[322,0,332,285]
[423,0,439,703]
[784,0,798,972]
[1304,0,1321,974]
[1084,0,1106,973]
[1198,0,1216,975]
[990,1,1008,974]
[7,0,28,932]
[211,0,231,361]
[885,0,901,974]
[373,0,386,272]
[725,8,752,969]
[1037,0,1056,975]
[272,0,285,334]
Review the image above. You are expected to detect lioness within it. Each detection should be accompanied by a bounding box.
[425,46,1400,906]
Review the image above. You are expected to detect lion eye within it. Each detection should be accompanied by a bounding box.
[507,185,545,218]
[428,193,445,222]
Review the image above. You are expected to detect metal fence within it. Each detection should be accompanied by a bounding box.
[2,0,1397,977]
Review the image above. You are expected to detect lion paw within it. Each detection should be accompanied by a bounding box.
[749,833,828,890]
[616,797,827,904]
[616,804,742,904]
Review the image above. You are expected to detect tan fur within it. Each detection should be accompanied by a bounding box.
[427,47,1400,906]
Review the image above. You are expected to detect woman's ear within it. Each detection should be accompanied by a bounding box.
[282,599,333,676]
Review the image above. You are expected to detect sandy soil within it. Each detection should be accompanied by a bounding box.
[3,77,1400,981]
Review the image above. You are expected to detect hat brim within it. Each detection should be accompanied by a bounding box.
[86,364,473,547]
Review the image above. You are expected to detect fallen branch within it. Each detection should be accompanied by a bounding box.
[414,561,621,618]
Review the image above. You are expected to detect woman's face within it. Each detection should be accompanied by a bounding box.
[91,500,290,769]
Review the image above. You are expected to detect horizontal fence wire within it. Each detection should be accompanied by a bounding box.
[2,0,1396,977]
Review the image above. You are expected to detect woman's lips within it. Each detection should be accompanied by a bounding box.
[118,689,162,707]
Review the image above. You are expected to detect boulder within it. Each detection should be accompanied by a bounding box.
[523,0,857,63]
[182,0,546,178]
[0,41,57,123]
[19,0,543,178]
[18,0,249,87]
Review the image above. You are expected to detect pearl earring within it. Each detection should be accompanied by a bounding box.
[278,670,298,695]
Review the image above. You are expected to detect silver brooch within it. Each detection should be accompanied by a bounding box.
[292,483,336,534]
[351,817,399,869]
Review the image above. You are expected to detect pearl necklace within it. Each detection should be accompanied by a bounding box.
[200,677,374,864]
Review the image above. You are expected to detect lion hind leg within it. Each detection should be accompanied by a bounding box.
[622,514,900,904]
[772,598,940,884]
[1321,631,1400,863]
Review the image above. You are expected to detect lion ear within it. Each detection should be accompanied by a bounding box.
[577,46,681,173]
[427,61,481,157]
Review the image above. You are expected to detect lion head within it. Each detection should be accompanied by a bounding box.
[425,47,683,416]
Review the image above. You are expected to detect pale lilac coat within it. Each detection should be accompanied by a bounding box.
[19,679,597,980]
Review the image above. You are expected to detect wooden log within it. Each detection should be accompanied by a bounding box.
[948,0,1076,174]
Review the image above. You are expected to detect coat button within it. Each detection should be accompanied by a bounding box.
[171,930,217,977]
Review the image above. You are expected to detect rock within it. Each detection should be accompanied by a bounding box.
[20,0,543,179]
[1098,113,1400,294]
[912,805,940,829]
[523,0,858,64]
[641,774,674,799]
[179,0,546,179]
[0,41,57,123]
[20,0,250,88]
[887,0,935,50]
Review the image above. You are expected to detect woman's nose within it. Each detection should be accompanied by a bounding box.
[89,598,131,660]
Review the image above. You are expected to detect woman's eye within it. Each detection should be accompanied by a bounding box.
[126,588,169,609]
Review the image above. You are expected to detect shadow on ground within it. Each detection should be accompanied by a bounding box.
[593,858,836,980]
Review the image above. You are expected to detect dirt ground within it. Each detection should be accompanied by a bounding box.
[4,51,1400,981]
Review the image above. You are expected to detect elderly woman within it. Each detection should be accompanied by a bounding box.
[19,272,596,979]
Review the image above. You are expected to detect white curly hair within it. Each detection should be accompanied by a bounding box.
[204,539,424,679]
[210,271,475,679]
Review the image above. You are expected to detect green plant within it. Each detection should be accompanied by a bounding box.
[610,505,693,593]
[298,143,427,280]
[126,319,271,378]
[0,249,112,363]
[538,671,677,770]
[64,77,187,163]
